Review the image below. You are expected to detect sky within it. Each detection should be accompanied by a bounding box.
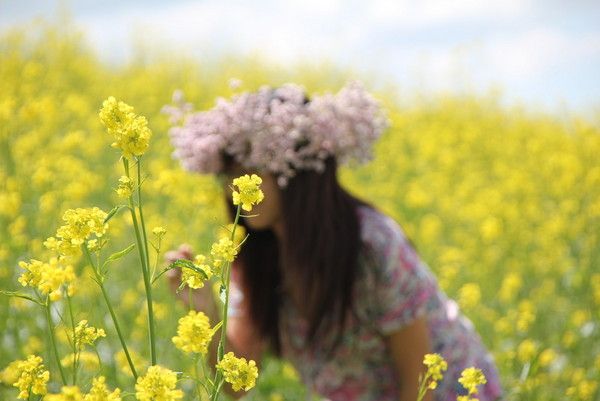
[1,0,599,113]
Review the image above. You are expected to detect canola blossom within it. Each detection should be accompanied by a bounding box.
[216,352,259,392]
[44,207,108,257]
[457,367,487,400]
[181,254,212,289]
[60,351,100,370]
[45,385,84,401]
[99,97,152,159]
[232,174,265,212]
[0,22,599,401]
[172,310,216,355]
[135,365,184,401]
[18,256,76,300]
[115,176,134,198]
[84,376,122,401]
[5,355,50,400]
[73,320,106,349]
[211,238,238,265]
[152,226,167,238]
[422,353,448,390]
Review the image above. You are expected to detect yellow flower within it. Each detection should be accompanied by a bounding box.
[99,96,152,159]
[181,254,212,289]
[135,365,183,401]
[46,207,108,257]
[61,351,100,371]
[0,360,21,385]
[232,174,264,212]
[74,320,106,349]
[218,223,246,248]
[172,310,217,355]
[18,256,76,301]
[115,176,134,198]
[422,353,447,390]
[458,367,487,396]
[458,283,481,310]
[83,376,122,401]
[45,385,84,401]
[517,339,538,363]
[211,238,238,266]
[216,352,259,392]
[152,226,167,238]
[538,348,557,368]
[5,355,50,399]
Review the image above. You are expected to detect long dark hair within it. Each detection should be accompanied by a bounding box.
[223,154,375,356]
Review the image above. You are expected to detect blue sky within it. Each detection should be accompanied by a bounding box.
[1,0,599,113]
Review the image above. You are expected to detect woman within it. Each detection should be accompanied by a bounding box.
[164,81,503,401]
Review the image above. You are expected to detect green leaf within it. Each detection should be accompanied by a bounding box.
[104,243,136,265]
[211,320,223,336]
[103,205,128,224]
[0,290,44,306]
[169,258,196,270]
[169,259,208,281]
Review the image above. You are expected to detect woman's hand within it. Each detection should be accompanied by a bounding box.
[164,243,218,317]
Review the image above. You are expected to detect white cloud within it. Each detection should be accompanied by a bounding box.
[367,0,532,27]
[483,28,600,80]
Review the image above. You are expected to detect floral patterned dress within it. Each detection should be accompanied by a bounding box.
[231,205,503,401]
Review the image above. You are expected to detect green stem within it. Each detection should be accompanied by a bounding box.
[123,157,157,365]
[83,246,138,380]
[151,238,162,281]
[66,293,77,385]
[136,157,152,275]
[45,299,67,385]
[211,204,242,401]
[193,356,204,400]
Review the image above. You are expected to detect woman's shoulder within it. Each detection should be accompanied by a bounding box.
[355,205,410,253]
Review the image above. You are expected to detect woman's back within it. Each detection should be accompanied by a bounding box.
[273,205,503,401]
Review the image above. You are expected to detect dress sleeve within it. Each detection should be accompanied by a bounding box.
[370,216,438,336]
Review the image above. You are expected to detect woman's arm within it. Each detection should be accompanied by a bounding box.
[384,315,433,401]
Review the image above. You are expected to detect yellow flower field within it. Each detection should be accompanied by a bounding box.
[0,21,599,400]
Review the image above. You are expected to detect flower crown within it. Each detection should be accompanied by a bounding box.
[163,80,390,187]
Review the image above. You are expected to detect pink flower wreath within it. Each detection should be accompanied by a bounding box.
[163,80,390,188]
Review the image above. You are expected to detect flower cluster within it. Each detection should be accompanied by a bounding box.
[219,223,246,248]
[60,351,100,370]
[45,385,83,401]
[152,226,167,238]
[423,353,448,390]
[99,96,152,159]
[172,310,216,355]
[74,320,106,349]
[181,254,213,289]
[84,376,122,401]
[2,355,50,400]
[45,382,121,401]
[44,207,108,257]
[18,256,76,300]
[135,365,183,401]
[457,367,487,401]
[164,80,390,187]
[216,352,259,392]
[232,174,264,212]
[115,176,134,198]
[210,238,238,270]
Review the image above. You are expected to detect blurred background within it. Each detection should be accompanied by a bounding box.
[2,0,600,114]
[0,1,599,400]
